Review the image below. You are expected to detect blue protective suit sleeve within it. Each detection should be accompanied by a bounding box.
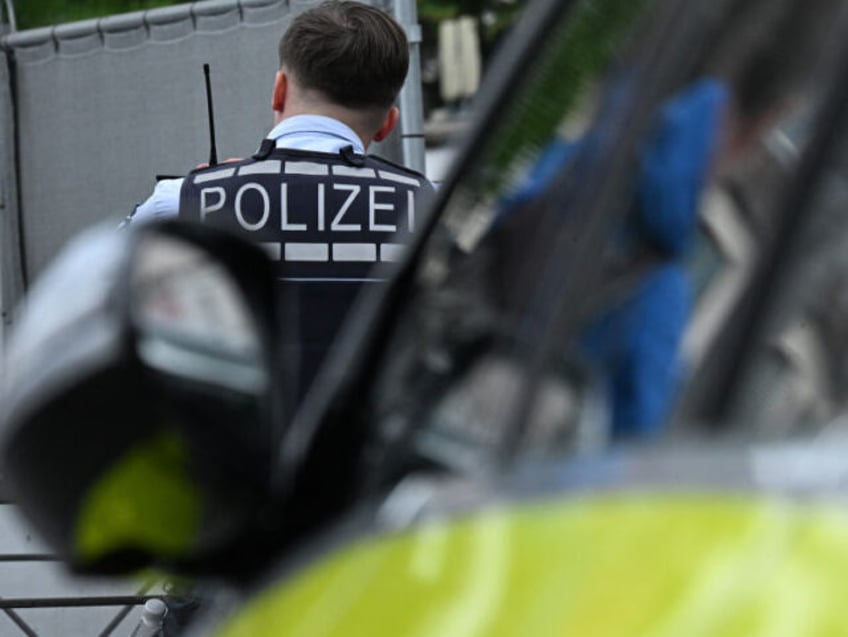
[607,265,692,437]
[495,140,579,219]
[636,79,728,257]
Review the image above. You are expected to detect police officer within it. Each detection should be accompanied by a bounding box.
[133,0,433,402]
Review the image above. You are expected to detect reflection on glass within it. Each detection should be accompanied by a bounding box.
[368,0,657,470]
[364,0,848,477]
[731,123,848,438]
[132,235,267,394]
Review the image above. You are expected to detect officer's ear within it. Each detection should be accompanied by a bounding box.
[272,71,288,117]
[373,106,399,142]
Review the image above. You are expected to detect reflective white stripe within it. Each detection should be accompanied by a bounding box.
[381,243,406,262]
[259,242,281,261]
[285,243,329,261]
[239,160,282,175]
[285,161,328,176]
[333,165,377,178]
[194,167,236,183]
[333,243,377,262]
[378,170,420,187]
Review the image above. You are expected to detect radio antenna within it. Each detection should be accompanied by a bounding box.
[203,63,219,167]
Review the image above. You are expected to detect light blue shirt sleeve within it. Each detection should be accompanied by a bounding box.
[131,178,184,224]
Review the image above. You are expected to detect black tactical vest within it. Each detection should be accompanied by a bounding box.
[179,141,433,401]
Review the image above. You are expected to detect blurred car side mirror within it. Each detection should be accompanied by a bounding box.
[0,219,282,576]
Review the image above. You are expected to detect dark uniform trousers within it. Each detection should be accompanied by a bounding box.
[179,140,433,403]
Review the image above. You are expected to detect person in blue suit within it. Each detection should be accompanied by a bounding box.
[580,80,728,439]
[496,79,727,440]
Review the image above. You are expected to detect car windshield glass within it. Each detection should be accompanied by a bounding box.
[324,0,848,486]
[715,87,848,441]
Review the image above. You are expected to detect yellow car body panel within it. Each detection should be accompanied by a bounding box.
[75,431,201,561]
[216,492,848,637]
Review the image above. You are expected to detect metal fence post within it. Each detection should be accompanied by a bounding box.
[394,0,427,174]
[0,39,24,351]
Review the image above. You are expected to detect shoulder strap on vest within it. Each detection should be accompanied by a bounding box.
[253,138,277,160]
[340,145,367,167]
[365,153,430,182]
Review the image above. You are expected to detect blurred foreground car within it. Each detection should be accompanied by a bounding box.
[6,0,848,635]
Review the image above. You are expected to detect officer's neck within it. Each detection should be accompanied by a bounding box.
[274,109,374,148]
[274,102,379,150]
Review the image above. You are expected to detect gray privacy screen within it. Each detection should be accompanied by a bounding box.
[0,0,402,341]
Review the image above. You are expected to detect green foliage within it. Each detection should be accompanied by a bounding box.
[11,0,522,48]
[12,0,182,30]
[419,0,525,50]
[482,0,647,183]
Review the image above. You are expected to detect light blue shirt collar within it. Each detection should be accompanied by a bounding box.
[267,115,365,154]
